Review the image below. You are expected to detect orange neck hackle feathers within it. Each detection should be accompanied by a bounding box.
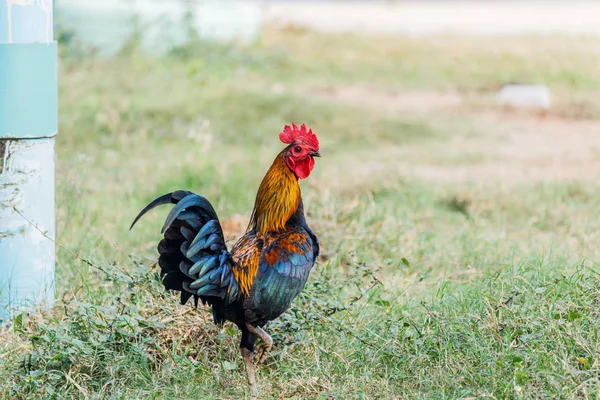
[249,153,301,236]
[248,123,319,236]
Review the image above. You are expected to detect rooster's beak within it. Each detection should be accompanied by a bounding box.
[311,150,321,157]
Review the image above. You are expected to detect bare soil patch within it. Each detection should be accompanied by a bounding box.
[292,84,600,183]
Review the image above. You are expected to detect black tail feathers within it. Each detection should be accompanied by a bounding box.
[131,191,239,307]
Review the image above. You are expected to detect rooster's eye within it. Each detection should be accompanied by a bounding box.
[294,146,302,153]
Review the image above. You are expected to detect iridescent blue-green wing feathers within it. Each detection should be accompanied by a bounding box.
[243,229,317,324]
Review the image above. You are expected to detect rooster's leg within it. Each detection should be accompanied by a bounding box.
[246,323,273,366]
[240,327,259,396]
[241,348,258,396]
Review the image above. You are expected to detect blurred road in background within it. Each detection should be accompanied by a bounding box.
[263,1,600,36]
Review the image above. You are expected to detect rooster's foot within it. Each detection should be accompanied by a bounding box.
[246,323,273,366]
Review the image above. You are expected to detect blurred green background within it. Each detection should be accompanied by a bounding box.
[2,2,600,398]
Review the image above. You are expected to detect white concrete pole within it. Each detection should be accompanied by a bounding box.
[0,0,57,323]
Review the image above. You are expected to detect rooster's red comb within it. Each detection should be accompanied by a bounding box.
[279,122,319,150]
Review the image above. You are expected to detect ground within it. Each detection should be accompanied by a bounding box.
[1,27,600,399]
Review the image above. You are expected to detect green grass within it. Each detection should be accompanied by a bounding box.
[1,29,600,399]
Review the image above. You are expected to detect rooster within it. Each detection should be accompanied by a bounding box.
[131,123,321,395]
